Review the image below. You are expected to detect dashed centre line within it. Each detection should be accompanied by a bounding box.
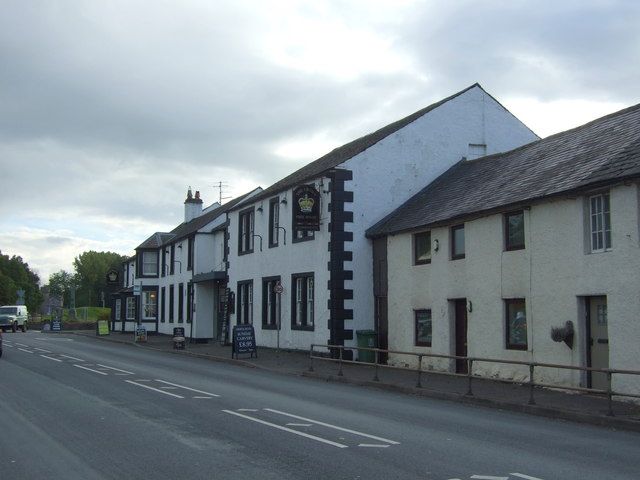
[34,348,52,353]
[74,364,108,375]
[40,355,62,362]
[125,380,184,398]
[18,348,33,353]
[154,379,220,397]
[97,364,135,375]
[60,354,84,361]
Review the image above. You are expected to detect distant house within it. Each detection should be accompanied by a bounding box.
[226,84,538,356]
[367,102,640,395]
[111,187,261,338]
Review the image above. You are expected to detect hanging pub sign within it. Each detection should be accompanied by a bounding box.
[293,184,321,231]
[105,268,119,285]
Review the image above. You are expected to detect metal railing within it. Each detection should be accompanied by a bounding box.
[308,344,640,417]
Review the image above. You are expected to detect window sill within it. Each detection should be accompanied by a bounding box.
[291,325,314,331]
[505,245,525,252]
[414,260,431,266]
[268,243,279,249]
[450,255,465,261]
[292,235,315,244]
[506,345,528,351]
[589,248,612,254]
[415,342,432,347]
[262,324,278,330]
[238,249,254,256]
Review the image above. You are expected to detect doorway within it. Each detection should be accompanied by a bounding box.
[454,299,468,374]
[586,296,609,390]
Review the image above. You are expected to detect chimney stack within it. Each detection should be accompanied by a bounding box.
[184,186,203,223]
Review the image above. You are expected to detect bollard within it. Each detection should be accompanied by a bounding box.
[528,364,536,405]
[416,355,423,388]
[607,371,614,417]
[338,347,344,376]
[308,345,314,372]
[466,359,474,396]
[373,349,380,382]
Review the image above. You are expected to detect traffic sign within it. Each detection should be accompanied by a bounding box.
[133,284,141,296]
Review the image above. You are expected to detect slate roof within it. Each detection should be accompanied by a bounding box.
[135,188,261,250]
[367,102,640,238]
[242,83,511,206]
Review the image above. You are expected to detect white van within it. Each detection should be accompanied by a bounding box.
[0,305,28,332]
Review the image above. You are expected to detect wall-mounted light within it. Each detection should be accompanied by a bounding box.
[178,244,183,250]
[433,239,439,252]
[257,204,263,213]
[467,300,473,313]
[280,196,288,205]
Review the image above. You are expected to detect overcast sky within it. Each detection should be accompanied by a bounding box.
[1,0,639,283]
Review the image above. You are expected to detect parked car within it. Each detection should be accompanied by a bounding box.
[0,305,29,332]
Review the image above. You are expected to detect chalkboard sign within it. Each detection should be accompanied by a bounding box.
[52,320,62,332]
[232,324,257,359]
[97,320,110,336]
[135,325,147,343]
[173,327,185,337]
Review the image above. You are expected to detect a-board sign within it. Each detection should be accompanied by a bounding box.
[52,320,62,332]
[173,327,185,337]
[135,325,147,343]
[97,320,110,336]
[232,324,257,359]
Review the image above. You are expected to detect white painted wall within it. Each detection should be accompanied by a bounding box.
[227,86,538,351]
[386,183,640,395]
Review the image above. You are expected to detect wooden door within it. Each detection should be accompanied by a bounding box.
[588,296,609,390]
[455,299,468,374]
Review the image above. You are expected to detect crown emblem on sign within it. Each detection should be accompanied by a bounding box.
[298,194,314,213]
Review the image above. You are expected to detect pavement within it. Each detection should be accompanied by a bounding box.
[70,329,640,432]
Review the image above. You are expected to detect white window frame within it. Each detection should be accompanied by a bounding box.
[114,299,121,321]
[142,251,158,276]
[590,193,611,252]
[126,297,136,320]
[238,281,253,324]
[142,290,157,319]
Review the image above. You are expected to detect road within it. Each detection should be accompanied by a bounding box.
[0,331,638,480]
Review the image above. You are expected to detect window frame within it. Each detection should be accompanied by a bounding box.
[125,296,136,320]
[141,289,158,320]
[268,198,280,248]
[504,210,525,251]
[169,284,174,323]
[414,309,432,347]
[451,224,465,260]
[140,250,159,277]
[186,283,193,323]
[291,272,314,331]
[187,236,195,271]
[589,193,612,253]
[413,231,431,265]
[178,283,184,323]
[160,287,166,323]
[114,298,121,321]
[262,276,281,329]
[237,280,254,325]
[238,207,255,255]
[505,298,528,351]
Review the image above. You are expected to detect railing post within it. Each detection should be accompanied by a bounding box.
[416,354,423,388]
[528,364,536,405]
[308,344,314,372]
[373,349,380,382]
[607,371,614,417]
[338,347,344,377]
[466,358,474,396]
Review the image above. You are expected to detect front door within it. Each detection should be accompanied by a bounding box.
[587,296,609,390]
[454,299,468,374]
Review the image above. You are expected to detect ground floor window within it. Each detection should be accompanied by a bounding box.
[414,309,432,347]
[160,287,166,323]
[262,277,280,329]
[169,285,174,323]
[126,297,136,320]
[505,298,527,350]
[237,280,253,325]
[142,290,157,319]
[292,273,314,330]
[114,299,121,321]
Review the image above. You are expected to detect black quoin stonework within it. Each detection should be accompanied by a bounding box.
[327,168,354,360]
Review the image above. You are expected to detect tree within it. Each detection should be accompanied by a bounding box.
[73,251,125,307]
[48,270,76,308]
[0,251,43,312]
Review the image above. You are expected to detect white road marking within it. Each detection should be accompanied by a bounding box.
[4,344,14,348]
[286,423,313,427]
[125,380,184,398]
[160,386,179,389]
[18,348,33,353]
[15,342,28,347]
[134,379,151,382]
[358,444,390,448]
[97,364,134,375]
[193,396,213,399]
[34,348,52,353]
[222,410,348,449]
[511,474,544,480]
[74,364,108,375]
[237,408,258,412]
[154,379,220,397]
[40,355,62,362]
[471,476,508,480]
[60,354,84,361]
[264,408,400,445]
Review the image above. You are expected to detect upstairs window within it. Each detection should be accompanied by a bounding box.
[269,198,280,247]
[413,231,431,265]
[590,193,611,252]
[238,208,255,255]
[451,224,465,260]
[505,210,525,251]
[142,251,158,276]
[468,143,487,160]
[187,236,195,271]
